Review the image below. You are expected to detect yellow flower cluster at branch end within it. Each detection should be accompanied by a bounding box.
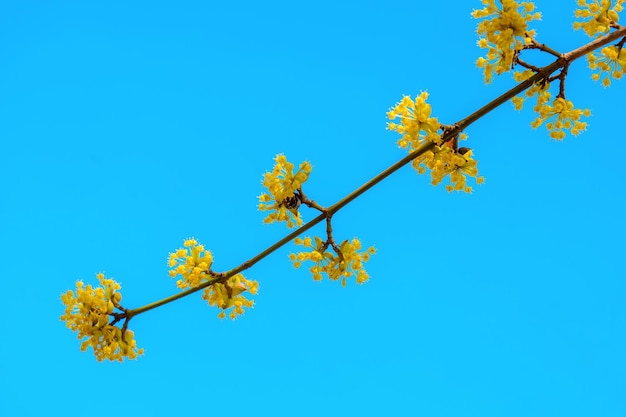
[387,92,441,150]
[258,154,312,228]
[290,236,376,287]
[60,274,143,361]
[574,0,623,38]
[587,45,626,87]
[473,0,541,83]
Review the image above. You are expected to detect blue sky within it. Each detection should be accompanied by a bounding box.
[1,1,625,416]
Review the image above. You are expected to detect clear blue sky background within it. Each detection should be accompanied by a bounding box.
[1,1,624,416]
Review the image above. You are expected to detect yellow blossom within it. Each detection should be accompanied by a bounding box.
[386,92,441,150]
[202,274,258,319]
[513,69,535,83]
[587,45,626,87]
[574,0,623,38]
[472,0,541,83]
[169,239,259,319]
[60,273,143,361]
[290,236,375,286]
[258,154,312,228]
[511,79,547,111]
[387,94,484,192]
[530,93,591,140]
[412,146,485,193]
[168,237,213,289]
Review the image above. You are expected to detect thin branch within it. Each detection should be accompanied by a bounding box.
[525,38,562,57]
[126,25,626,318]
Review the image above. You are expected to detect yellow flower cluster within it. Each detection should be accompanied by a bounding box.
[259,154,312,228]
[473,0,541,83]
[574,0,623,38]
[511,78,547,110]
[512,82,591,139]
[168,237,213,289]
[61,273,143,361]
[387,92,441,149]
[587,45,625,87]
[289,236,375,287]
[414,145,485,193]
[169,238,259,319]
[202,274,259,319]
[513,68,536,83]
[387,94,483,192]
[528,91,591,139]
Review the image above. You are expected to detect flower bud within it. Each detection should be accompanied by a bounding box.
[112,292,122,304]
[124,330,135,344]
